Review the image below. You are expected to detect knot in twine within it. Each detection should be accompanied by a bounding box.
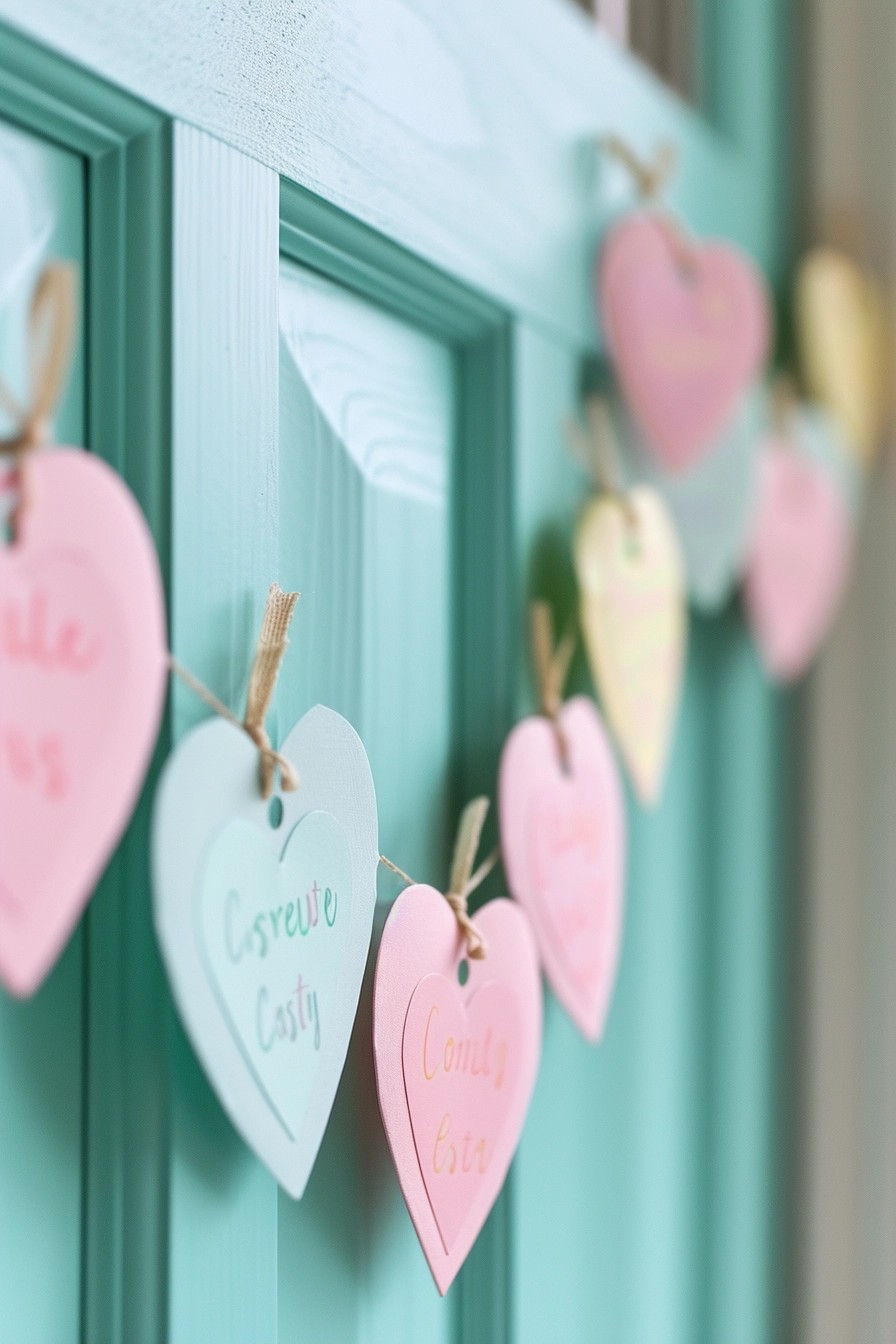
[0,263,77,536]
[170,583,300,800]
[530,601,576,767]
[243,585,301,798]
[598,136,697,276]
[445,797,499,960]
[379,797,499,960]
[600,134,677,201]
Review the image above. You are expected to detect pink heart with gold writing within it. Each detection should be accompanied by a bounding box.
[499,696,625,1041]
[599,212,770,473]
[0,449,167,995]
[374,887,541,1294]
[744,440,852,682]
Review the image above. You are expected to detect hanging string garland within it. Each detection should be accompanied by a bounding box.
[596,136,771,476]
[0,161,889,1288]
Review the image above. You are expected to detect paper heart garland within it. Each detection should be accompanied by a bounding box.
[0,448,167,996]
[499,695,625,1041]
[373,886,541,1294]
[615,388,763,612]
[743,438,853,682]
[574,486,687,806]
[153,705,378,1196]
[598,212,770,473]
[796,248,888,468]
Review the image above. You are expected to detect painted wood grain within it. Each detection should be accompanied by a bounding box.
[167,123,281,1344]
[277,257,456,1344]
[0,0,758,347]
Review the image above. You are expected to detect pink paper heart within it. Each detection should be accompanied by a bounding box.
[0,449,167,995]
[499,696,625,1041]
[599,213,770,473]
[744,439,852,682]
[374,887,541,1294]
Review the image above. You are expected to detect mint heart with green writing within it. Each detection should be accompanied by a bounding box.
[200,810,351,1142]
[153,705,378,1196]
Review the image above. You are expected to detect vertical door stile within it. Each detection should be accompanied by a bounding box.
[453,322,516,1344]
[167,123,281,1344]
[83,114,173,1344]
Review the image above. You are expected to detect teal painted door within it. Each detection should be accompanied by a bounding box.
[0,119,85,1344]
[0,4,794,1340]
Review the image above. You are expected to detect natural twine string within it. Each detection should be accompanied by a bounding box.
[598,134,698,276]
[169,584,300,800]
[379,797,499,960]
[0,262,77,539]
[530,601,576,768]
[565,395,639,532]
[599,134,678,201]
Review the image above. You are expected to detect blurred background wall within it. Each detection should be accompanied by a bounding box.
[799,1,896,1340]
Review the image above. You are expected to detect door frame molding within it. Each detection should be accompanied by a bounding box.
[0,25,172,1343]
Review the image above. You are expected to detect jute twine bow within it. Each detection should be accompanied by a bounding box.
[445,797,497,960]
[379,797,499,960]
[530,601,576,767]
[0,262,77,538]
[600,134,678,201]
[598,134,697,276]
[169,584,300,800]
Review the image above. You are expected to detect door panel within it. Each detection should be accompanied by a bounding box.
[0,121,85,1344]
[0,6,794,1340]
[277,258,456,1343]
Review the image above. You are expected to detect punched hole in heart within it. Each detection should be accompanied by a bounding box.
[457,958,469,987]
[268,795,284,829]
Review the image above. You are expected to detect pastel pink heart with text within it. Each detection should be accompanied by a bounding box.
[499,696,625,1041]
[744,441,852,682]
[0,450,166,995]
[599,213,770,473]
[374,887,541,1294]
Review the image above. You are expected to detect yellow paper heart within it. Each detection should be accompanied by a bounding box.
[574,486,687,806]
[795,248,889,468]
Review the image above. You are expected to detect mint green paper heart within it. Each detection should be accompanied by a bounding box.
[153,705,378,1197]
[199,810,351,1142]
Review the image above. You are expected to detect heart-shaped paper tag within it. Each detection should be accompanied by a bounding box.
[0,449,167,996]
[153,704,378,1195]
[599,212,770,473]
[796,247,888,468]
[499,696,625,1040]
[743,439,853,682]
[374,887,541,1294]
[615,388,763,612]
[574,486,687,806]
